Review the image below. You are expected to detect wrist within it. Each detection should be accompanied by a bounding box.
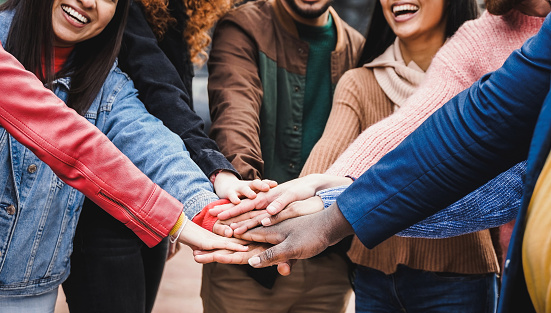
[209,170,223,184]
[169,212,188,243]
[322,203,354,245]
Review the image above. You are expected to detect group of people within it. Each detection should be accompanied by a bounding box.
[0,0,550,313]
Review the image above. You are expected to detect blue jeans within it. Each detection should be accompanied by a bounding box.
[354,265,498,313]
[0,288,57,313]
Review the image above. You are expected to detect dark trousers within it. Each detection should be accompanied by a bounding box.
[63,198,168,313]
[354,264,498,313]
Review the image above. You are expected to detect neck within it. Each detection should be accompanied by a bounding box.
[279,1,330,26]
[515,0,551,16]
[399,33,445,71]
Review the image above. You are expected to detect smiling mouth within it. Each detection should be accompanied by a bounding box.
[392,4,419,17]
[61,4,89,24]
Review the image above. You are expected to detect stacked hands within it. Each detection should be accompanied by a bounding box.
[193,174,354,276]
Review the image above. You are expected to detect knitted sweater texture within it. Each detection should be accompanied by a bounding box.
[302,9,543,275]
[302,66,500,275]
[324,10,544,177]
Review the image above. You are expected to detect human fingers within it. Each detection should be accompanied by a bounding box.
[178,221,249,251]
[226,190,242,205]
[216,198,261,220]
[194,243,269,264]
[265,190,308,215]
[276,260,296,276]
[247,241,298,269]
[263,179,278,188]
[249,179,278,193]
[212,221,234,237]
[232,212,271,235]
[208,202,235,216]
[221,209,266,225]
[236,183,258,200]
[261,197,323,226]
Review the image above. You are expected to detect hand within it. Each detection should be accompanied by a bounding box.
[240,203,355,274]
[177,218,249,252]
[231,196,325,235]
[213,171,277,204]
[193,242,271,264]
[211,174,352,220]
[213,209,269,237]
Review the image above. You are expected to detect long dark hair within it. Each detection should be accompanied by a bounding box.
[0,0,131,114]
[357,0,480,66]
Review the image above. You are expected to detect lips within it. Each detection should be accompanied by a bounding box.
[61,4,89,24]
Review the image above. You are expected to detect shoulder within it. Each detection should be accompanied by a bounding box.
[99,61,137,103]
[339,67,381,93]
[330,7,364,50]
[337,67,389,107]
[0,9,15,43]
[219,0,273,29]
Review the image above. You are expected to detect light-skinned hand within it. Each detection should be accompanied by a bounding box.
[213,170,277,204]
[177,219,249,252]
[231,196,325,235]
[210,174,352,220]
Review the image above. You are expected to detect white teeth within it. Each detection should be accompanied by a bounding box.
[61,4,89,24]
[392,4,419,15]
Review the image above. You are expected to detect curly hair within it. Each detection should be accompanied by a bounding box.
[137,0,240,66]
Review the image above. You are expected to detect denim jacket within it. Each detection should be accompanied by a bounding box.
[0,10,218,296]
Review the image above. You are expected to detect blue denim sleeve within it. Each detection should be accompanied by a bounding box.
[397,161,524,238]
[336,13,551,249]
[100,72,219,219]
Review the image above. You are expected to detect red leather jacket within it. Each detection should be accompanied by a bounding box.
[0,45,181,247]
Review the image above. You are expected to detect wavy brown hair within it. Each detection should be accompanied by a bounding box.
[137,0,240,66]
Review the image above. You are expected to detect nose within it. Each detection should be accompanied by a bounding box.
[78,0,96,9]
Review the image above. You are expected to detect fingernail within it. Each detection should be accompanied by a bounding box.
[248,256,261,267]
[261,218,271,226]
[266,205,275,214]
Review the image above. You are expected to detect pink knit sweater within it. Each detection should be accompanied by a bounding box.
[326,9,544,177]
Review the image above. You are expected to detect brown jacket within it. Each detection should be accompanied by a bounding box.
[208,0,364,181]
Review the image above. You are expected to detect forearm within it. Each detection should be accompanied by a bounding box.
[208,21,264,179]
[119,2,237,178]
[338,16,551,248]
[0,46,182,247]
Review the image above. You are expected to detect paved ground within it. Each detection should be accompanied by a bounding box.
[55,246,355,312]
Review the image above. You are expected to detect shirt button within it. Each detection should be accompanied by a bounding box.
[27,164,37,173]
[6,204,15,215]
[294,86,300,92]
[289,163,295,169]
[293,125,299,131]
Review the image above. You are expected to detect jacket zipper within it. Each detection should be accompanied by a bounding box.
[98,190,163,240]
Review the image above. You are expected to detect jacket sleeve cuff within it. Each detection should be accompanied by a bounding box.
[191,199,231,231]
